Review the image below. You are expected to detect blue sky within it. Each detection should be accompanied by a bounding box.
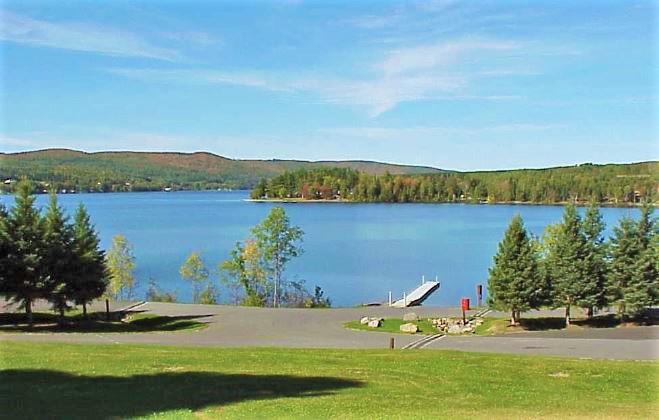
[1,0,656,170]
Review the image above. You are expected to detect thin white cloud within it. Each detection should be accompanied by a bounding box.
[377,39,519,75]
[106,68,283,90]
[0,10,181,61]
[108,37,524,116]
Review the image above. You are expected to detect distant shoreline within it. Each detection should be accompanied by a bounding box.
[245,198,650,208]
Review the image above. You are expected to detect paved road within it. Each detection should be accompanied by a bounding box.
[1,302,657,360]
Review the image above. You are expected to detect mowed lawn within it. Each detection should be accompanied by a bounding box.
[0,341,656,419]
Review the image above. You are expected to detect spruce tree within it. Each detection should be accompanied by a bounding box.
[487,215,542,325]
[547,205,586,326]
[630,205,658,314]
[0,204,10,295]
[70,204,108,317]
[578,204,608,317]
[42,193,75,322]
[4,181,45,326]
[607,216,640,319]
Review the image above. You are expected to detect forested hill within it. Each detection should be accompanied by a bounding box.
[0,149,443,192]
[252,163,658,205]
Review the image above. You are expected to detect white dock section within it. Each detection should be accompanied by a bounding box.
[391,281,440,308]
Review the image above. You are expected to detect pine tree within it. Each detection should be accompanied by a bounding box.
[607,217,640,319]
[547,205,586,326]
[0,204,10,295]
[4,181,45,326]
[42,193,75,322]
[630,205,658,314]
[578,204,608,317]
[487,215,543,325]
[69,204,108,317]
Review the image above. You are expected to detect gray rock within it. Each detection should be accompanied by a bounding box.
[402,312,419,322]
[367,319,381,328]
[448,324,463,334]
[399,323,418,333]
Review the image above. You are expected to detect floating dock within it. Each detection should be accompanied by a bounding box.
[391,280,440,308]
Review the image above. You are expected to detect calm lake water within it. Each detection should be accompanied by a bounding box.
[0,191,639,307]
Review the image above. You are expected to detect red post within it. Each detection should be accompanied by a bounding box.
[461,298,470,324]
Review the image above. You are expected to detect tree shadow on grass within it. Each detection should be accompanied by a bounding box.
[0,312,213,333]
[0,369,363,419]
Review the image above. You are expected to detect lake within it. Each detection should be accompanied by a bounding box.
[0,191,640,307]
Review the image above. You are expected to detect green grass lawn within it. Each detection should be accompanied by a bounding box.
[0,312,208,333]
[344,318,438,335]
[0,341,656,419]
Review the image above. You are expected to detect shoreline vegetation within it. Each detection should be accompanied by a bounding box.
[0,149,656,207]
[245,198,652,207]
[250,165,657,206]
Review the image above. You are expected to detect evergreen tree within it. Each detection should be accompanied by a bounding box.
[42,193,75,322]
[487,215,543,325]
[4,181,45,326]
[579,204,608,317]
[607,205,657,320]
[630,205,658,313]
[0,204,10,295]
[607,217,641,319]
[546,205,586,326]
[69,204,108,317]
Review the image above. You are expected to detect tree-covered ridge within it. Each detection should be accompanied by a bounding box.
[0,149,442,193]
[252,162,658,205]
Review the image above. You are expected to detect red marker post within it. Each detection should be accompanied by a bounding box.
[460,298,470,324]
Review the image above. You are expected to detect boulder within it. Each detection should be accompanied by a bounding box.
[399,323,418,333]
[367,319,381,328]
[360,316,370,325]
[447,324,463,334]
[402,312,418,322]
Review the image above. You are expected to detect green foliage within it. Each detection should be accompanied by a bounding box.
[251,207,304,307]
[179,252,210,303]
[220,207,317,308]
[607,205,658,318]
[0,182,108,324]
[254,163,658,204]
[145,279,177,303]
[487,215,545,324]
[69,204,108,315]
[106,235,137,300]
[220,240,270,306]
[197,283,219,305]
[0,149,437,193]
[3,180,46,323]
[42,193,75,318]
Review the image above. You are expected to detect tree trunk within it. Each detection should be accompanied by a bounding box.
[58,303,65,326]
[565,305,571,326]
[510,309,517,326]
[25,298,33,327]
[82,302,88,319]
[586,307,593,319]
